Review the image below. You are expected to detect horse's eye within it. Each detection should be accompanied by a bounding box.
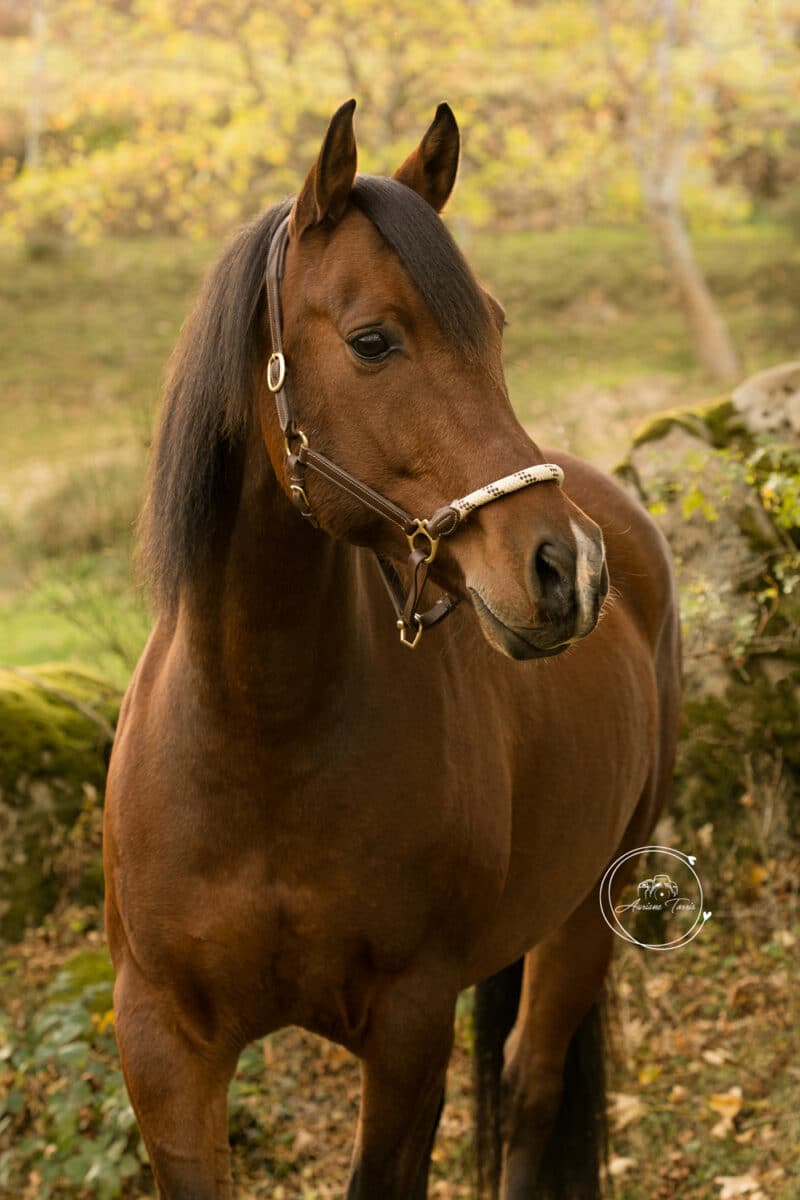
[349,330,391,361]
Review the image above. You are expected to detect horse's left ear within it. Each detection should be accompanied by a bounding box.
[291,99,358,238]
[392,103,460,213]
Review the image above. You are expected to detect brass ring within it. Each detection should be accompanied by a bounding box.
[284,428,309,458]
[267,352,286,393]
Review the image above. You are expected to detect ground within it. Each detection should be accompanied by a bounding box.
[1,878,797,1199]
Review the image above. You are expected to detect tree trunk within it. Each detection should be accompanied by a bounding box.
[24,2,46,172]
[648,200,741,385]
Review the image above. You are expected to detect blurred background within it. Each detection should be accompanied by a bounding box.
[0,2,798,1198]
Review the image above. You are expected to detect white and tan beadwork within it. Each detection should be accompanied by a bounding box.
[450,463,564,520]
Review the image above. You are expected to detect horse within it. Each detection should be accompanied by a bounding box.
[103,99,681,1199]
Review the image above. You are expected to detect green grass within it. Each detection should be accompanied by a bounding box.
[1,222,798,673]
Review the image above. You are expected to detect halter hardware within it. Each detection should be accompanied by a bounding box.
[267,352,286,393]
[406,519,439,565]
[264,214,564,650]
[397,615,424,650]
[284,426,308,458]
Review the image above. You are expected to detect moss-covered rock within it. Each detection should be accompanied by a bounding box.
[0,664,120,942]
[616,364,800,838]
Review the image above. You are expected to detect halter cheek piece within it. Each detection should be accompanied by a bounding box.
[264,214,565,650]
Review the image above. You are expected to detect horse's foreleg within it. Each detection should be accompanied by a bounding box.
[113,959,238,1200]
[500,893,613,1200]
[346,973,456,1200]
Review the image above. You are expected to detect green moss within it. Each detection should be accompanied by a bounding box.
[0,664,121,942]
[0,664,118,791]
[630,397,738,451]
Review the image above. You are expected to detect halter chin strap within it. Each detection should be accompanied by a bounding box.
[264,214,565,649]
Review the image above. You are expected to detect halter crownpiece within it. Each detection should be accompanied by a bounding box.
[264,214,565,649]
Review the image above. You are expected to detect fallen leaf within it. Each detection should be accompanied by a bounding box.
[714,1175,761,1199]
[624,1016,647,1050]
[645,975,671,999]
[609,1092,645,1131]
[608,1155,637,1177]
[697,822,714,849]
[709,1086,743,1138]
[709,1086,743,1119]
[702,1048,733,1066]
[293,1128,314,1157]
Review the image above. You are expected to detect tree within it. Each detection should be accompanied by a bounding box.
[594,0,742,382]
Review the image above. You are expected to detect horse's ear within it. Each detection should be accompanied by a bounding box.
[290,99,358,238]
[392,103,460,213]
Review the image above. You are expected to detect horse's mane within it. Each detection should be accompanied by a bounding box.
[139,179,490,611]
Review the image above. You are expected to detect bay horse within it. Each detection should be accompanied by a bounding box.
[104,99,680,1199]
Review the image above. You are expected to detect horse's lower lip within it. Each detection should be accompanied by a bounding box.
[468,588,571,660]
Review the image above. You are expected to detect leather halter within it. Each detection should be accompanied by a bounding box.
[264,214,565,649]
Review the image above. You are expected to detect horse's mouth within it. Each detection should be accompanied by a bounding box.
[468,588,572,661]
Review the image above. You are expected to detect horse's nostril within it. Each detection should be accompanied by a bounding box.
[599,560,610,604]
[532,541,575,608]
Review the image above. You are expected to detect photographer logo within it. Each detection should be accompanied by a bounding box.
[599,846,711,950]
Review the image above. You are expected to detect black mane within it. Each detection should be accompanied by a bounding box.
[140,180,490,609]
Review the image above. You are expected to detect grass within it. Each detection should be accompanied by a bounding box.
[1,221,798,673]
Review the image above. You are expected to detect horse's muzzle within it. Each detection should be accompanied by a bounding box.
[469,525,609,660]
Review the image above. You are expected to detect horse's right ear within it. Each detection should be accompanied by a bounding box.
[392,103,460,213]
[290,99,358,238]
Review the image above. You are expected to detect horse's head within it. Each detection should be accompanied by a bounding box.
[260,99,607,659]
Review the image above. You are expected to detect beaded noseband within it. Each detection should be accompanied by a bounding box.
[264,214,565,649]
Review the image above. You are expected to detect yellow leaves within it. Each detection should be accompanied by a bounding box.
[708,1085,743,1138]
[637,1062,662,1086]
[91,1008,115,1034]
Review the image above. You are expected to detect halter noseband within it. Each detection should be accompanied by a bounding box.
[264,214,564,649]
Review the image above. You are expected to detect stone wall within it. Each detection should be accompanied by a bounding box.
[616,362,800,834]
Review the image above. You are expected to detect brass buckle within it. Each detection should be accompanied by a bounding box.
[267,352,286,393]
[406,518,439,564]
[397,615,423,650]
[284,427,309,458]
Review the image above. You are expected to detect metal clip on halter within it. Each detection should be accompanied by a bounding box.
[397,614,423,650]
[406,519,439,565]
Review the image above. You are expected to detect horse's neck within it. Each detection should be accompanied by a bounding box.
[179,429,362,716]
